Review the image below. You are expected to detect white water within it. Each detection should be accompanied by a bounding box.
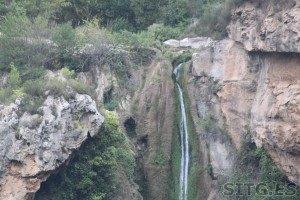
[173,64,189,200]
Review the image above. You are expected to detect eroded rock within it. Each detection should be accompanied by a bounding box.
[0,94,104,200]
[228,0,300,52]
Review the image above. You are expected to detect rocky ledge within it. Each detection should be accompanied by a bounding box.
[0,94,104,200]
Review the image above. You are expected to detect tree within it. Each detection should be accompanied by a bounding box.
[7,63,20,89]
[161,0,189,27]
[130,0,168,29]
[53,22,78,70]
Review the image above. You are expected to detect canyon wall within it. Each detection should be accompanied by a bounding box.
[180,1,300,197]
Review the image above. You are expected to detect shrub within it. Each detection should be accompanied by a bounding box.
[7,63,21,89]
[104,100,119,111]
[53,22,79,70]
[187,0,246,39]
[69,79,89,94]
[0,88,13,104]
[0,14,55,71]
[199,118,213,131]
[151,149,167,166]
[75,21,108,71]
[20,65,46,82]
[147,23,182,42]
[62,67,75,79]
[46,79,67,97]
[23,79,45,97]
[106,17,135,32]
[211,82,222,94]
[172,51,192,66]
[0,64,23,104]
[20,95,44,115]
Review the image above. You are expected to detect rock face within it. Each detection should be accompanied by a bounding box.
[0,94,104,200]
[251,53,300,185]
[130,57,175,200]
[228,0,300,52]
[185,39,252,199]
[188,37,300,189]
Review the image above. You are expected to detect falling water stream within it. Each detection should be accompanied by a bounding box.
[173,63,189,200]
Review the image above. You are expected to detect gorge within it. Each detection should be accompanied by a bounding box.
[1,0,300,200]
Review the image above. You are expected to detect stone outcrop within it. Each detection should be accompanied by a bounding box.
[251,53,300,185]
[0,94,104,199]
[188,37,300,188]
[228,0,300,52]
[163,37,215,49]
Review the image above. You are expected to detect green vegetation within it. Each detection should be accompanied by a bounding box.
[170,57,202,200]
[151,148,167,166]
[0,1,257,200]
[172,51,193,67]
[222,134,300,200]
[0,63,22,104]
[170,86,182,200]
[35,112,135,200]
[198,115,214,131]
[180,62,202,200]
[187,0,249,39]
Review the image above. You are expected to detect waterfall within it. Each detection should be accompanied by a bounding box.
[173,64,190,200]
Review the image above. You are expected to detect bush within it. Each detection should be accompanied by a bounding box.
[104,100,119,111]
[147,23,182,42]
[20,95,44,115]
[69,79,89,94]
[187,0,247,39]
[0,64,23,104]
[23,79,45,97]
[20,65,46,82]
[46,79,67,97]
[62,67,75,79]
[0,14,55,72]
[172,51,192,66]
[53,23,79,70]
[222,134,300,200]
[0,88,13,104]
[151,149,167,166]
[106,17,135,32]
[7,63,21,89]
[75,20,108,71]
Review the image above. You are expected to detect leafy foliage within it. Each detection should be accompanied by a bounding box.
[0,64,22,104]
[35,112,135,200]
[222,134,300,200]
[187,0,249,39]
[53,23,79,70]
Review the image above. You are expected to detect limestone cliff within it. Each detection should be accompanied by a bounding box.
[0,94,104,200]
[178,36,300,198]
[228,0,300,52]
[162,2,300,197]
